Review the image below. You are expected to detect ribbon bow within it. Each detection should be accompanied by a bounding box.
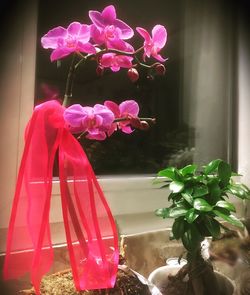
[3,100,119,294]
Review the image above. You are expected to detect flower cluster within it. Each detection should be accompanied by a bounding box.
[63,100,150,140]
[41,4,166,141]
[41,5,167,77]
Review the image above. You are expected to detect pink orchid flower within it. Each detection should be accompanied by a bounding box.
[136,25,167,62]
[89,5,134,52]
[64,104,115,140]
[100,53,133,72]
[41,22,96,61]
[104,100,139,135]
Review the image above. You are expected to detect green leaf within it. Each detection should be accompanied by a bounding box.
[231,172,242,176]
[172,217,186,239]
[185,208,199,223]
[213,210,244,228]
[215,200,236,212]
[193,185,209,198]
[155,208,171,218]
[204,159,222,175]
[181,224,202,251]
[208,179,221,204]
[181,164,197,176]
[208,179,221,198]
[169,207,188,218]
[218,161,231,186]
[193,198,213,212]
[226,184,250,199]
[181,192,193,205]
[158,167,182,181]
[204,217,221,238]
[158,167,176,180]
[169,181,184,193]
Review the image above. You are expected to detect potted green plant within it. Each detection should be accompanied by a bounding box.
[149,159,250,295]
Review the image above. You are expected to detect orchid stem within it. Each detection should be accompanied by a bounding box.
[63,54,77,107]
[114,117,156,123]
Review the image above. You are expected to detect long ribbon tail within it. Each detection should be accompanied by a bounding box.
[3,101,62,294]
[59,129,119,290]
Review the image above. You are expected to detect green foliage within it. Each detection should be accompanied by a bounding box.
[155,159,250,252]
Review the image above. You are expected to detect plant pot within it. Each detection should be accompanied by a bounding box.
[148,258,235,295]
[20,265,159,295]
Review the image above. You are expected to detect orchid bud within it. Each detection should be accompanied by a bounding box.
[140,121,150,130]
[127,68,139,82]
[96,66,104,77]
[155,63,166,75]
[130,117,142,129]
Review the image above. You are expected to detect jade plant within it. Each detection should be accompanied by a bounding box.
[155,159,250,295]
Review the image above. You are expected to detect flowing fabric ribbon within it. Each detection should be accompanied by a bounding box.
[3,100,119,294]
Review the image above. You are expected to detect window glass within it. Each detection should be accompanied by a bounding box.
[35,0,233,175]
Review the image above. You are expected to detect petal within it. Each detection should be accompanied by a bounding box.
[100,53,115,67]
[93,104,115,126]
[78,24,91,43]
[67,22,81,36]
[77,41,96,54]
[50,48,72,61]
[93,114,103,128]
[90,25,105,44]
[107,124,117,137]
[41,26,67,49]
[113,19,134,39]
[111,65,120,72]
[104,101,120,117]
[152,25,167,48]
[89,11,105,29]
[116,55,133,68]
[121,125,133,134]
[119,100,139,117]
[152,53,167,62]
[144,46,152,58]
[107,39,134,53]
[102,5,116,23]
[136,27,151,44]
[64,104,85,127]
[87,131,107,141]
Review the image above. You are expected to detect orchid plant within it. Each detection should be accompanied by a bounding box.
[41,4,167,141]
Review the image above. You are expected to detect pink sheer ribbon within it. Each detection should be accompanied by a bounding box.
[3,100,119,294]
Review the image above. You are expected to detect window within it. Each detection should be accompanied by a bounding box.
[1,0,249,251]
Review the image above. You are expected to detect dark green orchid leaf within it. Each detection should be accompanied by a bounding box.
[193,198,213,212]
